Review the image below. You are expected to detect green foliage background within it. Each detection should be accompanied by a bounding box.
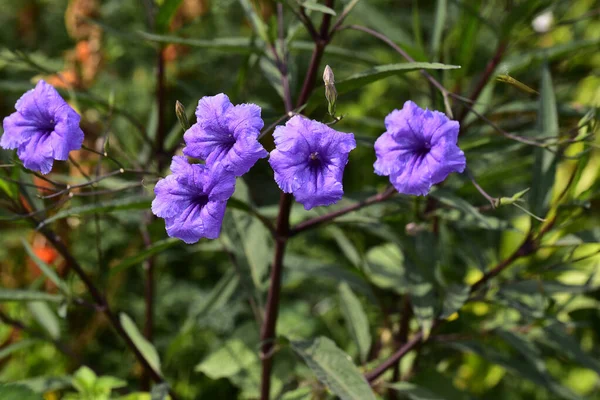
[0,0,599,399]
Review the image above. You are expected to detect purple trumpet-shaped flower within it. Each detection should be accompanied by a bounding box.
[183,94,267,176]
[1,80,84,174]
[151,156,236,243]
[269,116,356,210]
[374,101,466,196]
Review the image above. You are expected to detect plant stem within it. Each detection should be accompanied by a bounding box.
[36,224,179,400]
[364,234,535,384]
[141,44,167,391]
[259,192,293,400]
[456,40,508,129]
[259,3,335,399]
[290,186,396,235]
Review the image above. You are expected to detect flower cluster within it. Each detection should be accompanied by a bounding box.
[152,94,268,242]
[1,80,84,174]
[2,82,466,244]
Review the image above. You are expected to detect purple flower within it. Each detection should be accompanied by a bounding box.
[151,156,236,243]
[1,80,84,174]
[374,101,466,196]
[183,94,267,176]
[269,116,356,210]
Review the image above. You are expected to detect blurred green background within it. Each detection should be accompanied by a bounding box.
[0,0,599,399]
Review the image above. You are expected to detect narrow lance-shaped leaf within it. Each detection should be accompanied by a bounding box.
[155,0,184,33]
[338,282,371,363]
[27,302,60,340]
[336,63,460,94]
[119,313,162,375]
[238,0,269,43]
[37,196,152,228]
[0,339,40,359]
[387,382,445,400]
[529,63,558,217]
[302,1,336,15]
[110,238,180,276]
[21,238,69,295]
[291,336,377,400]
[430,0,447,58]
[0,289,63,303]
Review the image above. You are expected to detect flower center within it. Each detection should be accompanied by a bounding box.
[308,151,322,167]
[192,194,210,207]
[415,141,432,156]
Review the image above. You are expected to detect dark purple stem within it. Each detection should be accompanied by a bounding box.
[290,186,396,235]
[36,224,179,400]
[259,3,335,399]
[364,233,537,384]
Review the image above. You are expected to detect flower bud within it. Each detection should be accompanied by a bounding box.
[323,65,337,116]
[175,100,190,131]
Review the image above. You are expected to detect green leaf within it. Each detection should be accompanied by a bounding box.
[0,339,39,359]
[120,313,162,375]
[339,0,361,19]
[529,63,559,217]
[539,323,600,374]
[195,338,258,378]
[284,254,374,300]
[0,289,63,303]
[151,383,170,400]
[327,226,361,267]
[238,0,269,43]
[431,188,506,230]
[150,382,169,400]
[365,243,407,291]
[450,339,579,400]
[71,366,98,393]
[38,196,152,228]
[302,1,336,15]
[137,32,257,53]
[21,238,69,294]
[407,263,436,340]
[186,270,240,330]
[15,376,72,393]
[336,63,460,94]
[222,202,272,289]
[500,39,599,74]
[440,284,470,320]
[0,384,43,400]
[27,302,60,340]
[387,382,445,400]
[110,238,179,276]
[338,282,371,363]
[497,188,530,206]
[291,336,377,400]
[430,0,447,58]
[95,376,127,392]
[281,386,313,400]
[155,0,184,33]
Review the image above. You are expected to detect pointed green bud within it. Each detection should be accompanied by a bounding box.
[323,65,337,117]
[175,100,190,132]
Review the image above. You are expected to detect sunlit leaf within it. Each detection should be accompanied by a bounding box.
[291,336,376,400]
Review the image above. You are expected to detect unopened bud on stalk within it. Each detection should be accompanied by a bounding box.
[323,65,337,117]
[175,100,190,131]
